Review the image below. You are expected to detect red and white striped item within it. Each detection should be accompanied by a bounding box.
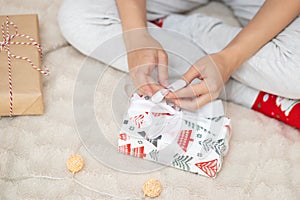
[0,16,49,116]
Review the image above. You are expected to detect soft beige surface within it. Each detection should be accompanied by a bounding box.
[0,1,300,199]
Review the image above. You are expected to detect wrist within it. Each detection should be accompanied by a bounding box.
[122,21,147,32]
[218,46,245,73]
[122,28,149,50]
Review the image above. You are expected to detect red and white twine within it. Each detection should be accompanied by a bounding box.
[1,16,49,116]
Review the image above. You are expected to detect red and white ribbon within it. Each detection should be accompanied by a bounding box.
[0,16,49,116]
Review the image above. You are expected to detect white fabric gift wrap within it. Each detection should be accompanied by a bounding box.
[118,92,231,178]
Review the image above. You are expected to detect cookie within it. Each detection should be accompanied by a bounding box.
[67,154,84,173]
[143,178,162,198]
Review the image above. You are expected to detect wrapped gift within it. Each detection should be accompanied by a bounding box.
[118,93,231,178]
[0,14,48,116]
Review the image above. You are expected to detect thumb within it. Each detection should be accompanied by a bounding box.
[157,50,169,87]
[181,65,200,84]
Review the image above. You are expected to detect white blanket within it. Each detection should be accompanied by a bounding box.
[0,1,299,199]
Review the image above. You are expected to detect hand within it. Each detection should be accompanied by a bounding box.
[169,53,233,110]
[124,29,168,96]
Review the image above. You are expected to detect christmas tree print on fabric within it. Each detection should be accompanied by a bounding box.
[201,138,226,155]
[137,131,162,147]
[133,146,146,158]
[207,116,222,122]
[252,92,300,129]
[130,114,145,128]
[118,144,131,155]
[119,133,129,141]
[172,153,193,171]
[149,149,159,161]
[184,120,211,134]
[118,143,146,158]
[195,159,218,178]
[177,130,194,152]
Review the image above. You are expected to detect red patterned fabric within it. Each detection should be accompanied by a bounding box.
[130,114,145,128]
[151,112,172,117]
[177,130,194,152]
[252,91,300,129]
[118,144,131,155]
[133,146,146,158]
[149,18,165,28]
[119,133,129,141]
[195,159,218,178]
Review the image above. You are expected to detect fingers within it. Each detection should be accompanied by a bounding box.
[128,48,169,96]
[157,51,169,87]
[174,81,209,98]
[133,69,165,96]
[139,84,153,96]
[166,65,203,99]
[181,65,201,84]
[174,94,212,111]
[146,75,166,94]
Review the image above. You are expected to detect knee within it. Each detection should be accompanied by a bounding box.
[57,1,85,51]
[57,0,80,36]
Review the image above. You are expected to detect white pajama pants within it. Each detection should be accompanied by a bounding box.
[57,0,300,106]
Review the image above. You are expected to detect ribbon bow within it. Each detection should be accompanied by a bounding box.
[1,16,49,116]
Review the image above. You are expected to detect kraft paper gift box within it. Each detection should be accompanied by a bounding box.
[0,14,48,116]
[118,93,231,178]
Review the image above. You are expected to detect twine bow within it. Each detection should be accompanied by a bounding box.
[0,16,49,116]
